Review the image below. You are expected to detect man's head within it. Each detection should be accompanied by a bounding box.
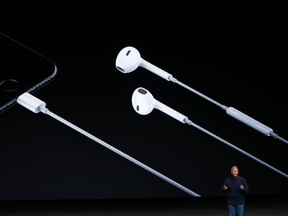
[231,165,239,178]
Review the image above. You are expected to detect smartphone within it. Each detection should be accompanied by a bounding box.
[0,31,57,113]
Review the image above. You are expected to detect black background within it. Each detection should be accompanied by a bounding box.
[1,11,288,200]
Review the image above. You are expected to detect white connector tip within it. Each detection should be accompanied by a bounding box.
[17,92,46,113]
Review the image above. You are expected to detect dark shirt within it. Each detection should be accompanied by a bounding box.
[223,176,249,205]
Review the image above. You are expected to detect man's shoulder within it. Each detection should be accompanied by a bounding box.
[238,176,247,181]
[224,176,232,181]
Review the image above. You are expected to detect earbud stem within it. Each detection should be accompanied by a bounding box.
[141,59,173,81]
[155,100,187,123]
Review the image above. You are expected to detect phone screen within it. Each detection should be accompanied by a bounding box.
[0,32,57,113]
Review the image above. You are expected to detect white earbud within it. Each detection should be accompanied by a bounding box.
[116,46,174,81]
[132,87,187,123]
[117,48,288,145]
[131,89,288,180]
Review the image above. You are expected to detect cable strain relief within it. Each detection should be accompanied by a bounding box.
[184,117,193,125]
[39,106,49,114]
[270,131,278,139]
[168,76,177,83]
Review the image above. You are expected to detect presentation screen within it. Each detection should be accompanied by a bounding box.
[1,14,287,200]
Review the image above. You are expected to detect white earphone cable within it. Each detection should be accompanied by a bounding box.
[16,92,201,197]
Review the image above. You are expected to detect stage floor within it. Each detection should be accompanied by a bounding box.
[0,194,287,215]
